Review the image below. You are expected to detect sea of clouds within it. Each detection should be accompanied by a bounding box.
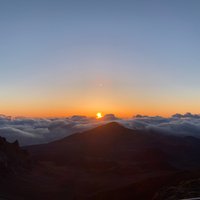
[0,113,200,146]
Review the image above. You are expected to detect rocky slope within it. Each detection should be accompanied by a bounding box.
[0,136,31,176]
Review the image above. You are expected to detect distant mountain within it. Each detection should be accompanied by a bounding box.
[24,122,200,199]
[28,122,200,171]
[1,122,200,199]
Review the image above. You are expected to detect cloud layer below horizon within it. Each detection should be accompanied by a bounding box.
[1,113,200,146]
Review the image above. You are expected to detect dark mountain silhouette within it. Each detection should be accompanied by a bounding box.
[1,122,200,199]
[28,122,172,170]
[0,136,30,176]
[28,122,200,171]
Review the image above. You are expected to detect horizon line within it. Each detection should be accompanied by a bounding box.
[0,112,199,119]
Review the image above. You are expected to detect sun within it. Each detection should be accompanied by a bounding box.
[96,112,103,119]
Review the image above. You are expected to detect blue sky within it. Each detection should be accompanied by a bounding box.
[0,0,200,117]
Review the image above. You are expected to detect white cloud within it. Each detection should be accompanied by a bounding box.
[0,113,200,146]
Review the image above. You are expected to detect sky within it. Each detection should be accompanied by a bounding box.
[0,0,200,117]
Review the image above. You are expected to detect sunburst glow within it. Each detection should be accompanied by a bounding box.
[96,112,103,119]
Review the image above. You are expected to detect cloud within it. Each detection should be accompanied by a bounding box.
[0,115,100,146]
[0,113,200,146]
[102,114,119,121]
[172,112,200,119]
[0,127,38,145]
[122,114,200,138]
[70,115,91,122]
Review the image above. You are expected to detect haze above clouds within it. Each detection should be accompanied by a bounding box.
[0,113,200,146]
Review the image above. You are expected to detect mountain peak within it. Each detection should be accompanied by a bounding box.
[80,122,131,139]
[96,122,126,130]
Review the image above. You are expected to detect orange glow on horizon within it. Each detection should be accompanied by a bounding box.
[0,107,193,119]
[1,100,199,118]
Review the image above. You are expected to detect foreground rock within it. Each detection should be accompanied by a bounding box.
[0,136,31,176]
